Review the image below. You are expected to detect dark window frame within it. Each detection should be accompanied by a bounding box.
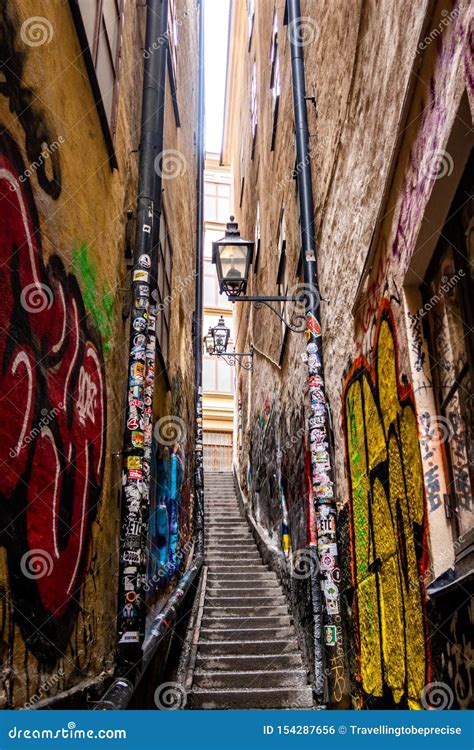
[155,210,174,381]
[270,9,281,152]
[69,0,123,169]
[422,154,474,550]
[167,0,181,127]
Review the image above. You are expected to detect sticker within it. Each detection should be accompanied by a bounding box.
[131,431,144,448]
[119,631,140,644]
[133,270,149,282]
[133,316,147,332]
[324,625,337,646]
[138,285,149,297]
[135,297,148,309]
[307,343,319,355]
[127,417,140,431]
[129,398,142,409]
[307,313,322,337]
[139,254,151,269]
[332,567,341,583]
[128,469,142,481]
[126,591,137,603]
[321,553,335,571]
[327,598,339,615]
[127,456,141,470]
[308,375,323,388]
[133,334,146,347]
[324,580,339,600]
[131,363,145,380]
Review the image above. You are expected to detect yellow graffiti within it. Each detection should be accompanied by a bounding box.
[344,305,426,708]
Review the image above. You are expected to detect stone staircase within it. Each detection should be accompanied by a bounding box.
[187,472,313,709]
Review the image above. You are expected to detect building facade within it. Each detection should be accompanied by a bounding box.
[202,153,234,472]
[223,0,473,709]
[0,0,199,707]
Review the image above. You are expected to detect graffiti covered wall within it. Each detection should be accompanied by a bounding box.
[0,0,144,706]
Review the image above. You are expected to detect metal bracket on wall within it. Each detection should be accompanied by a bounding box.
[209,347,254,371]
[229,295,307,333]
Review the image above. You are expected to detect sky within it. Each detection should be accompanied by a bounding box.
[204,0,231,154]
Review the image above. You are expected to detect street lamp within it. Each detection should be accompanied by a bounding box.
[212,216,254,296]
[213,216,307,333]
[204,316,253,371]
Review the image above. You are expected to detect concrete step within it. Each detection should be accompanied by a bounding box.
[206,568,269,576]
[201,615,292,629]
[206,549,262,564]
[204,592,286,607]
[205,543,257,552]
[205,550,259,557]
[195,653,304,671]
[190,686,313,709]
[199,626,294,641]
[206,584,280,594]
[197,639,299,656]
[203,605,289,617]
[207,566,278,588]
[193,669,308,689]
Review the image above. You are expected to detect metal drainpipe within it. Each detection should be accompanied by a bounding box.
[287,0,342,708]
[116,0,168,676]
[193,0,205,557]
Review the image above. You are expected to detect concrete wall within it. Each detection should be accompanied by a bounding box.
[0,0,199,707]
[225,0,473,709]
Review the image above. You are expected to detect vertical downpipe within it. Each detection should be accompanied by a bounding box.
[193,0,205,556]
[117,0,168,675]
[287,0,343,707]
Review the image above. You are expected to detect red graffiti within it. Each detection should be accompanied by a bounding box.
[0,130,106,661]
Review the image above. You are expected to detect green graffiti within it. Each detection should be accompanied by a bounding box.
[72,241,114,356]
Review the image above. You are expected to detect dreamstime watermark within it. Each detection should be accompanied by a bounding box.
[418,411,454,449]
[20,549,54,580]
[156,270,197,313]
[20,16,54,47]
[276,426,306,461]
[20,282,54,313]
[417,8,459,54]
[143,7,194,58]
[410,530,468,593]
[9,403,64,458]
[289,547,320,580]
[154,149,187,180]
[288,16,320,47]
[153,415,186,446]
[276,145,318,192]
[421,149,454,180]
[154,681,187,710]
[142,540,192,592]
[23,668,65,709]
[421,681,454,709]
[9,137,65,192]
[8,723,127,740]
[410,270,465,322]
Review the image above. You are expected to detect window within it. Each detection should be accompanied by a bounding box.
[167,0,180,125]
[247,0,255,44]
[250,61,258,157]
[203,356,234,394]
[270,10,281,151]
[239,140,245,207]
[204,230,232,309]
[276,209,289,356]
[204,179,231,224]
[74,0,123,150]
[254,201,261,273]
[156,214,173,370]
[423,164,473,542]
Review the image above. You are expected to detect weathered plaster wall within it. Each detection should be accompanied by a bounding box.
[0,0,145,706]
[227,0,473,708]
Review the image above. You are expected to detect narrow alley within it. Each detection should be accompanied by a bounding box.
[0,0,472,733]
